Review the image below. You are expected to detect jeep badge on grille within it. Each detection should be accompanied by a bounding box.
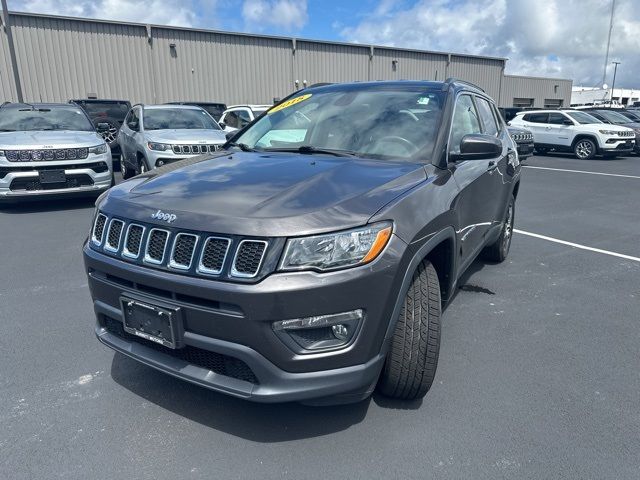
[151,210,177,223]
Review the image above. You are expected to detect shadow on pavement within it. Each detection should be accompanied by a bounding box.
[110,352,371,442]
[0,196,97,214]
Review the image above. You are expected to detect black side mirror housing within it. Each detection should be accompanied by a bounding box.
[218,122,226,129]
[450,134,502,162]
[96,122,110,132]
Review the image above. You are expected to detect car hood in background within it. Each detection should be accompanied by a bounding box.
[145,129,226,144]
[0,130,104,149]
[507,126,532,135]
[103,151,428,237]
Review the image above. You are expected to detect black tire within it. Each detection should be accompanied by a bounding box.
[137,155,149,175]
[121,156,136,180]
[93,117,121,151]
[483,195,515,263]
[377,260,441,400]
[573,138,596,160]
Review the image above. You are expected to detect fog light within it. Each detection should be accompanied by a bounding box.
[332,324,349,341]
[272,309,363,352]
[156,160,165,167]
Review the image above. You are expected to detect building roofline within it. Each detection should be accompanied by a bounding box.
[8,10,508,63]
[503,74,573,83]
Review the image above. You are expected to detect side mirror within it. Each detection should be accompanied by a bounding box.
[218,121,226,129]
[96,122,110,132]
[563,119,573,125]
[225,131,235,141]
[450,134,502,162]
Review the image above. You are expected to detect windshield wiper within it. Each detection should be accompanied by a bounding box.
[266,145,359,157]
[227,142,258,152]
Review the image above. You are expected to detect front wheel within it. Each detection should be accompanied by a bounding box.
[574,138,596,159]
[137,156,149,174]
[121,156,137,179]
[377,260,441,401]
[483,195,515,263]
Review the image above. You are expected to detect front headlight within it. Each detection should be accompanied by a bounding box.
[599,130,618,135]
[279,222,393,272]
[147,142,169,151]
[89,144,108,155]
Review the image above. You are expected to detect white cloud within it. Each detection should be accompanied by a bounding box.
[14,0,199,27]
[340,0,640,88]
[242,0,307,31]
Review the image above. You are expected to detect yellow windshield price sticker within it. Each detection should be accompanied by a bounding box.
[268,94,312,114]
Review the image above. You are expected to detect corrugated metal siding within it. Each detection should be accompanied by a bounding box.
[500,75,573,108]
[0,27,18,100]
[152,28,293,105]
[447,56,504,100]
[9,15,153,103]
[294,41,369,85]
[370,48,447,81]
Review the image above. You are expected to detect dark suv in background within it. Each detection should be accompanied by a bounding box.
[71,99,131,158]
[84,79,520,405]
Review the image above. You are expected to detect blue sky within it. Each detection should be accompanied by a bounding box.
[12,0,640,88]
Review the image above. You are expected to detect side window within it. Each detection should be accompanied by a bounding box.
[126,108,139,131]
[449,95,482,154]
[476,97,499,136]
[237,110,252,128]
[523,113,549,124]
[548,113,569,125]
[225,111,239,128]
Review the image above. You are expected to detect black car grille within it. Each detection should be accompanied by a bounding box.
[233,241,267,277]
[90,213,269,281]
[146,229,169,263]
[103,317,258,384]
[510,132,533,142]
[172,144,220,155]
[5,147,89,162]
[9,174,93,191]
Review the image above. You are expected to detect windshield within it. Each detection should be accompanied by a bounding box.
[76,102,130,122]
[593,110,632,124]
[566,111,602,124]
[143,108,221,131]
[235,88,445,159]
[0,106,94,132]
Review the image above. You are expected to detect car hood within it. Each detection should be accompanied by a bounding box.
[103,151,427,237]
[0,130,104,149]
[582,123,634,132]
[145,129,226,144]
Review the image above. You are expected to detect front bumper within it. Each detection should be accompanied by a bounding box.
[0,153,112,201]
[601,138,635,153]
[515,141,534,159]
[84,234,408,403]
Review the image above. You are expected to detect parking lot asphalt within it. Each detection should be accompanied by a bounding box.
[1,154,639,480]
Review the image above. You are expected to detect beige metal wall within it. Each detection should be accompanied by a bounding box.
[0,12,572,108]
[500,75,573,108]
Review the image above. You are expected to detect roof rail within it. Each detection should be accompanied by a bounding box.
[443,77,485,92]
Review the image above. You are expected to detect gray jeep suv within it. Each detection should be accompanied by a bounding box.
[0,103,113,202]
[84,80,520,405]
[117,104,227,178]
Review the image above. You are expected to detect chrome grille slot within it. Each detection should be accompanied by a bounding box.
[91,213,108,245]
[144,229,170,265]
[231,240,268,278]
[122,224,145,259]
[198,237,230,275]
[169,233,199,270]
[104,219,124,252]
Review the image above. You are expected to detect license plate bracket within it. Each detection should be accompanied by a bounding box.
[120,297,182,349]
[39,170,66,184]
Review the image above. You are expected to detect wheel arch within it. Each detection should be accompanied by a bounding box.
[571,134,600,153]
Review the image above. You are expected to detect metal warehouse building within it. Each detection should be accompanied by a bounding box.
[1,11,572,107]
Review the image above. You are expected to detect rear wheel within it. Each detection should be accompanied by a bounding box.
[377,260,441,401]
[574,138,596,159]
[483,195,515,263]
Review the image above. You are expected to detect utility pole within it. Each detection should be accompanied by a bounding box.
[1,0,24,102]
[601,0,616,88]
[610,61,620,105]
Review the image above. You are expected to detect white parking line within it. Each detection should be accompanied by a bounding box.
[523,165,640,180]
[514,229,640,263]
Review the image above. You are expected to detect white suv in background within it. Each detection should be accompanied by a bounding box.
[218,104,271,133]
[509,109,635,159]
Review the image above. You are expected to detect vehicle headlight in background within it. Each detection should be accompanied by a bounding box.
[89,144,108,155]
[599,130,619,135]
[279,222,393,272]
[147,142,169,151]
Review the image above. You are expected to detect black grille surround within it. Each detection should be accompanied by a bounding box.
[90,213,274,283]
[103,316,259,384]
